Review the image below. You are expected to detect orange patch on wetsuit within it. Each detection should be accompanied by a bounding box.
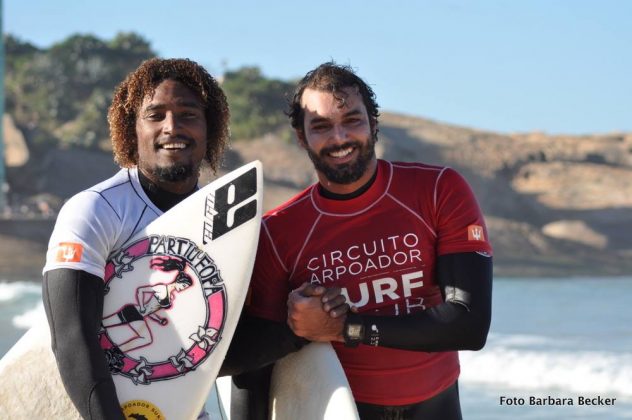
[467,225,485,241]
[55,242,84,263]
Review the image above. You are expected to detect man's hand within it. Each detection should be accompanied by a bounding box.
[319,285,350,318]
[287,283,349,342]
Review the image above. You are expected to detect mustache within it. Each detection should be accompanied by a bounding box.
[319,141,362,157]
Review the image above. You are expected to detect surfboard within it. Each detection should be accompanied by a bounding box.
[269,342,359,420]
[0,161,263,420]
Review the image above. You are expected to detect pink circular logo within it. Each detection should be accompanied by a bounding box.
[99,235,226,384]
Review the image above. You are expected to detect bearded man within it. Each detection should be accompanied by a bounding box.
[238,62,493,420]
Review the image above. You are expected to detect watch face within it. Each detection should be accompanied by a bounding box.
[347,324,363,340]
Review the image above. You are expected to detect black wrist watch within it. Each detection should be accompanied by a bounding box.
[343,312,365,348]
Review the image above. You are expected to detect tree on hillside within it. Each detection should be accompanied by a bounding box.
[4,32,156,149]
[4,35,40,72]
[5,34,299,150]
[222,66,295,140]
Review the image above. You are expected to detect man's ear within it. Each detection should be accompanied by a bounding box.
[295,130,307,149]
[371,118,378,135]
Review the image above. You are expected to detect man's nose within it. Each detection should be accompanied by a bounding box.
[162,113,181,134]
[331,124,348,143]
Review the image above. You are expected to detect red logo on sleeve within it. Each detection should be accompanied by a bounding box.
[55,242,84,263]
[467,225,485,241]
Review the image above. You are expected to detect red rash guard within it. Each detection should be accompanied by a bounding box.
[246,160,492,405]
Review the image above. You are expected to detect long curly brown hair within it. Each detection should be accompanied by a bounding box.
[108,58,230,171]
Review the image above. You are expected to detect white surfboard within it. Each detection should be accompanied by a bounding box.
[269,342,359,420]
[0,161,263,420]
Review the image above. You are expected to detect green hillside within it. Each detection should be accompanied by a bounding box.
[4,32,293,152]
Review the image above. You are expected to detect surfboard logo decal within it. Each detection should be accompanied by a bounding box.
[203,167,258,243]
[121,399,165,420]
[100,235,226,384]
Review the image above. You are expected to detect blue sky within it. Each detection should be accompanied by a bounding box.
[4,0,631,135]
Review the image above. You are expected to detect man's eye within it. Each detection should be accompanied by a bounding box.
[146,113,163,121]
[312,124,330,132]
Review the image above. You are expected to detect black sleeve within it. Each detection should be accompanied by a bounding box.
[356,252,493,351]
[218,314,308,377]
[42,268,125,420]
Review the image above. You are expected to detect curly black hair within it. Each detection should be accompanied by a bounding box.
[288,62,380,135]
[108,58,230,172]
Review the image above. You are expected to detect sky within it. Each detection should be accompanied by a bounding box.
[4,0,631,135]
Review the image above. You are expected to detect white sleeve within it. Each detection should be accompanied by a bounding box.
[43,191,120,279]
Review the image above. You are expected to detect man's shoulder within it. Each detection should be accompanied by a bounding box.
[261,185,319,236]
[384,160,449,187]
[263,185,315,220]
[60,168,139,217]
[86,168,135,194]
[384,161,470,204]
[388,160,447,176]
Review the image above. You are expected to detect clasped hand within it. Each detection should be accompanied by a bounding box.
[287,283,351,342]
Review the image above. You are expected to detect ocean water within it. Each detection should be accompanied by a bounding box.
[459,277,632,419]
[1,277,631,419]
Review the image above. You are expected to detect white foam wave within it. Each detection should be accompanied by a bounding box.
[12,302,46,329]
[0,281,41,302]
[460,341,632,397]
[488,333,552,347]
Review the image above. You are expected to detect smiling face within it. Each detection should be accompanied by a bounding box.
[135,79,207,193]
[298,87,378,194]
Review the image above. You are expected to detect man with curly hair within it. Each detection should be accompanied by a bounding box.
[42,58,230,419]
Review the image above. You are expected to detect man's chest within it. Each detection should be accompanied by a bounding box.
[287,208,442,315]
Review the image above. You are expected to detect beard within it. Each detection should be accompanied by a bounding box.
[305,134,377,185]
[150,162,197,183]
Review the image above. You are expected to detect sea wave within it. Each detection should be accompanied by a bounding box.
[13,303,45,329]
[0,281,41,302]
[460,334,632,397]
[486,333,553,347]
